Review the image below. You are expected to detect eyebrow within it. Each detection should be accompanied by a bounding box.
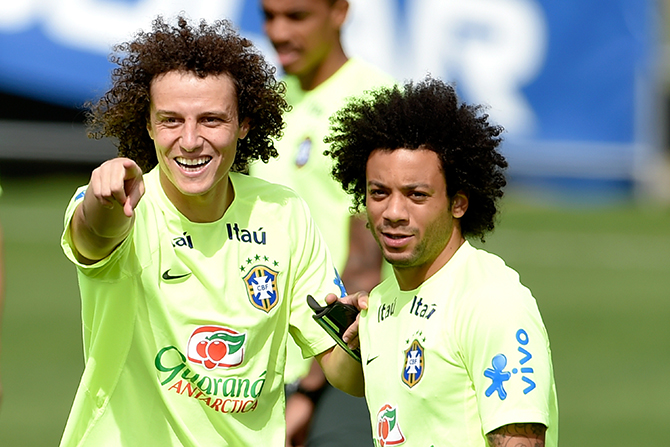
[367,180,432,190]
[153,109,233,118]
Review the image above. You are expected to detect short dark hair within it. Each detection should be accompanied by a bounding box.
[324,76,507,241]
[86,15,289,173]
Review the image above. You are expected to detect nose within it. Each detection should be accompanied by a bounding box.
[382,193,409,225]
[180,119,202,152]
[264,16,289,45]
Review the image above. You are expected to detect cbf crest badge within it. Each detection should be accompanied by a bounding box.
[244,265,279,312]
[402,339,424,388]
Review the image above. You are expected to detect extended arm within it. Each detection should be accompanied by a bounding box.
[70,158,145,264]
[486,423,546,447]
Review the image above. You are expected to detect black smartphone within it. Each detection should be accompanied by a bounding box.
[307,295,361,363]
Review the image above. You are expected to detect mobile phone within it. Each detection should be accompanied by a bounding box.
[307,295,361,363]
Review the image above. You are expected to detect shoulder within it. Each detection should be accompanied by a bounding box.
[325,59,396,100]
[344,58,396,86]
[231,172,301,200]
[230,172,312,216]
[452,243,537,313]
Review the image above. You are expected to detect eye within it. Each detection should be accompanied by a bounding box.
[158,116,181,127]
[287,11,309,21]
[368,188,388,199]
[202,116,223,126]
[409,191,429,201]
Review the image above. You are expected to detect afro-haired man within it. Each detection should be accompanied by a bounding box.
[60,15,362,447]
[324,77,558,447]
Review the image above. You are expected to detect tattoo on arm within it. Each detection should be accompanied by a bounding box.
[486,423,546,447]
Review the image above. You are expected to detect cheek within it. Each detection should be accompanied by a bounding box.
[365,200,381,221]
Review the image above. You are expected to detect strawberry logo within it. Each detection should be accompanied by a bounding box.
[376,404,405,446]
[187,326,246,370]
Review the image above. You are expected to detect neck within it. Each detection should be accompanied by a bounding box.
[161,175,234,223]
[394,235,466,291]
[297,47,348,91]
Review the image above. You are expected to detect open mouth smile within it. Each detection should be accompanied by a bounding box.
[175,156,212,172]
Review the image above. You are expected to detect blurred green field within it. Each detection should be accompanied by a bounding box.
[0,167,668,446]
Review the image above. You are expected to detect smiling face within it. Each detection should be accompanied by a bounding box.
[365,148,468,290]
[262,0,347,86]
[147,71,250,221]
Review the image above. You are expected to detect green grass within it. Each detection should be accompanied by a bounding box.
[0,169,668,446]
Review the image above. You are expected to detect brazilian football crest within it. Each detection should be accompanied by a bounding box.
[402,339,424,388]
[244,265,279,312]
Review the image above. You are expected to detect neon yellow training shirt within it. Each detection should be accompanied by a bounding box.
[250,58,395,383]
[360,242,559,447]
[60,168,339,446]
[250,57,395,274]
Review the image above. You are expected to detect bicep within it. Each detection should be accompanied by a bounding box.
[486,423,546,447]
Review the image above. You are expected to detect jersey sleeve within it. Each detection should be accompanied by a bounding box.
[61,185,135,279]
[285,196,339,359]
[457,277,556,435]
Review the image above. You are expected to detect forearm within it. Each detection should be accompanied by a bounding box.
[315,347,365,397]
[71,193,133,263]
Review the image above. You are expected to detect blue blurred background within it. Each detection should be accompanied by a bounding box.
[1,0,668,202]
[1,1,669,446]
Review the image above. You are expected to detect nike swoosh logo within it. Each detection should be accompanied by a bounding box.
[366,355,379,365]
[162,270,192,281]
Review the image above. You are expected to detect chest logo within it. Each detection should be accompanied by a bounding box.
[244,265,279,312]
[376,404,406,446]
[172,232,194,249]
[187,325,246,370]
[402,339,425,388]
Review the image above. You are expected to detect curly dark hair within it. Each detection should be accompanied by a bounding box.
[324,76,507,241]
[86,15,288,173]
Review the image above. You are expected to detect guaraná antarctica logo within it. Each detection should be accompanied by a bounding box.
[187,325,246,370]
[376,404,406,446]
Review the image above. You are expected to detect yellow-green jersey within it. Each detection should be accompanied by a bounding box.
[250,57,395,274]
[360,242,558,447]
[250,58,395,383]
[60,168,339,446]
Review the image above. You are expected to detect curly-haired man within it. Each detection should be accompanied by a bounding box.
[60,15,362,446]
[324,77,558,447]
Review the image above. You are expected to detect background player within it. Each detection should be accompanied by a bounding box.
[59,15,362,446]
[250,0,395,445]
[324,77,559,446]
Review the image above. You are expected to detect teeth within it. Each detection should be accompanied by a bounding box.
[175,157,210,167]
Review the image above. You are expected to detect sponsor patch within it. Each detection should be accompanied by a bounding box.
[483,328,538,400]
[187,325,246,370]
[376,404,406,446]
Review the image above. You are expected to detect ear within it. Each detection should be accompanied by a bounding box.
[238,117,251,140]
[331,0,349,28]
[146,110,155,140]
[451,191,469,219]
[146,121,154,140]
